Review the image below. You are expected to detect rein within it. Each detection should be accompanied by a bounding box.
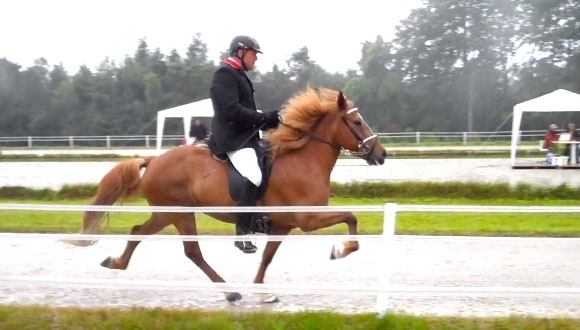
[281,121,343,152]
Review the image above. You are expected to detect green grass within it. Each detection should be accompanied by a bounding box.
[1,197,579,237]
[2,197,579,328]
[1,306,579,330]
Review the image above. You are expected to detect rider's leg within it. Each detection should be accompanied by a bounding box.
[234,177,259,253]
[227,148,263,253]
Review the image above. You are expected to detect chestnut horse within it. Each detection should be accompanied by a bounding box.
[80,87,387,303]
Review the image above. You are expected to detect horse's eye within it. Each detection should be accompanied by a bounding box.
[353,120,362,126]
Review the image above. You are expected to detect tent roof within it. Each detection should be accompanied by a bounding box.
[157,98,213,119]
[514,89,580,113]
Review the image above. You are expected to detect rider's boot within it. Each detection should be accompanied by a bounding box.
[234,178,259,254]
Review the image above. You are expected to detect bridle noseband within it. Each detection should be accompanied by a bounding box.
[341,108,379,156]
[281,107,379,157]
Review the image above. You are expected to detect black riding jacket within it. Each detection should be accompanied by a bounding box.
[208,61,264,155]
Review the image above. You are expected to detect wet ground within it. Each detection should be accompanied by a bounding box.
[2,153,580,316]
[1,235,580,317]
[2,158,579,190]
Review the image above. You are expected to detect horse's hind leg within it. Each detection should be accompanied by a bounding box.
[173,215,240,302]
[297,212,359,260]
[101,212,170,270]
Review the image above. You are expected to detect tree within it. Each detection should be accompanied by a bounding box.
[287,46,315,89]
[391,0,522,131]
[254,65,298,110]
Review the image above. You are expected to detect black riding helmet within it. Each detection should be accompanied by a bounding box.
[229,35,262,71]
[229,35,262,56]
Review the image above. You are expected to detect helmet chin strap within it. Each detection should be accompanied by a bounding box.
[235,50,249,71]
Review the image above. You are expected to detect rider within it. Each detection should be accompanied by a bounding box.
[208,35,281,253]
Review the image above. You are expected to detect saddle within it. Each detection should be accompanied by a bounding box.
[212,139,275,203]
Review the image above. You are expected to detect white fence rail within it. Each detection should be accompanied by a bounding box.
[1,203,580,316]
[0,130,548,148]
[2,203,579,213]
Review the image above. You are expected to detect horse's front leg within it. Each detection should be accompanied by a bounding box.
[254,227,292,303]
[296,212,359,260]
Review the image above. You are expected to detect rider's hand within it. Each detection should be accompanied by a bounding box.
[262,110,281,129]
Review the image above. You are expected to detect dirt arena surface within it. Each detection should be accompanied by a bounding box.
[2,154,580,316]
[1,236,580,317]
[2,158,579,190]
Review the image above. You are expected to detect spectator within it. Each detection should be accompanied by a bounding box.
[189,118,208,144]
[543,123,559,154]
[563,122,580,163]
[568,123,580,140]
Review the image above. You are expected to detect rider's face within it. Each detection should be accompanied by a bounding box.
[242,49,258,71]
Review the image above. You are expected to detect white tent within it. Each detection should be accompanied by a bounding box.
[156,99,213,150]
[510,89,580,166]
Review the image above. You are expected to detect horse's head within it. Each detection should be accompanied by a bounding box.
[268,87,387,165]
[324,90,387,165]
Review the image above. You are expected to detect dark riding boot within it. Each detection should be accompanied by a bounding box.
[234,212,258,254]
[234,178,259,254]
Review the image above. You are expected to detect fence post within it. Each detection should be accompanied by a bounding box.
[376,202,398,317]
[145,135,150,148]
[27,136,32,148]
[106,136,111,148]
[415,132,420,145]
[463,132,467,145]
[69,136,74,148]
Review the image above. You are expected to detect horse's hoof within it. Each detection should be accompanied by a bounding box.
[63,239,96,247]
[330,243,345,260]
[100,257,113,268]
[260,293,279,303]
[226,292,242,302]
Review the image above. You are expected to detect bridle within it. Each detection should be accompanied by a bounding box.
[281,107,379,157]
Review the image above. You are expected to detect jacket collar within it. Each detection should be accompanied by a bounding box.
[225,57,242,70]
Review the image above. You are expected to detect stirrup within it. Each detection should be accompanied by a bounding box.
[252,214,273,234]
[234,240,258,254]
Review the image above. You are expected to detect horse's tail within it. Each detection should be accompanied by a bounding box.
[72,157,154,246]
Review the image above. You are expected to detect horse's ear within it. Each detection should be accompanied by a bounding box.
[337,90,347,111]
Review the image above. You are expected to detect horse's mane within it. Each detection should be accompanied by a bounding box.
[267,87,341,154]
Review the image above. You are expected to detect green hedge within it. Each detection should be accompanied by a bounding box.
[330,181,580,200]
[0,184,97,200]
[1,181,579,200]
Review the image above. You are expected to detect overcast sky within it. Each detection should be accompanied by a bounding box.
[1,0,424,73]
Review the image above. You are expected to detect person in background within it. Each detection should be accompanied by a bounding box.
[568,123,580,140]
[563,122,580,163]
[543,123,560,154]
[189,118,208,144]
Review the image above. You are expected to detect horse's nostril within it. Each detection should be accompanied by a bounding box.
[382,151,388,158]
